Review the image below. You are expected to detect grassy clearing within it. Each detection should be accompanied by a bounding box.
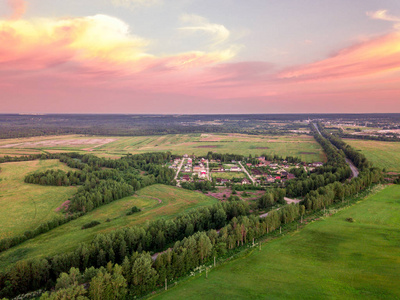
[211,172,246,180]
[346,139,400,172]
[0,160,77,239]
[0,134,325,162]
[0,184,218,270]
[154,185,400,300]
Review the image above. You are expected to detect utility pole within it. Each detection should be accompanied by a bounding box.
[259,241,261,251]
[280,226,281,234]
[165,278,167,291]
[206,267,208,279]
[214,256,216,267]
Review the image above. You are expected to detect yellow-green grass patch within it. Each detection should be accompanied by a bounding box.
[0,134,325,162]
[0,160,77,239]
[0,184,218,270]
[212,172,246,180]
[346,139,400,172]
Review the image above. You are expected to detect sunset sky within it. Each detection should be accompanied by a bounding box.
[1,0,400,113]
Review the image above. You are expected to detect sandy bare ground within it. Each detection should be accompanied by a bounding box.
[284,197,301,204]
[0,138,117,148]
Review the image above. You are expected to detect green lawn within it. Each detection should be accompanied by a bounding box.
[346,139,400,172]
[0,184,218,270]
[212,172,246,180]
[153,185,400,299]
[0,160,77,239]
[0,134,326,162]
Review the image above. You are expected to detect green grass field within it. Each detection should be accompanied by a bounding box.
[0,134,325,162]
[0,184,218,270]
[211,172,246,180]
[346,139,400,172]
[153,185,400,299]
[0,160,77,239]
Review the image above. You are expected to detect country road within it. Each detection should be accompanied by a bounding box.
[238,161,255,184]
[312,123,359,178]
[174,158,185,181]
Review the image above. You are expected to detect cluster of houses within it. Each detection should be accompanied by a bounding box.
[176,155,209,182]
[172,154,324,188]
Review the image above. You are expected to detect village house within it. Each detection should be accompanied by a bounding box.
[181,175,190,182]
[230,166,241,172]
[241,178,251,185]
[193,166,202,172]
[312,162,323,167]
[287,173,296,180]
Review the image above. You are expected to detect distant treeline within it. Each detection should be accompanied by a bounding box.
[2,113,399,139]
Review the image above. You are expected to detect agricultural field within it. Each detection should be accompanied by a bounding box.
[154,185,400,299]
[0,133,325,162]
[346,139,400,172]
[0,160,77,239]
[0,184,218,270]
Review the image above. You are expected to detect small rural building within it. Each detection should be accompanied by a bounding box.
[241,178,251,185]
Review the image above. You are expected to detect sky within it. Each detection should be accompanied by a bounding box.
[0,0,400,114]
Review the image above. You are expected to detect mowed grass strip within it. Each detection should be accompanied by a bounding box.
[346,139,400,172]
[0,184,218,270]
[0,160,77,239]
[153,185,400,300]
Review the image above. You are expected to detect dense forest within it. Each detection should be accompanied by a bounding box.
[0,124,384,299]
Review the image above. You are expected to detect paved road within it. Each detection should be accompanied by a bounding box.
[312,122,359,178]
[238,161,255,184]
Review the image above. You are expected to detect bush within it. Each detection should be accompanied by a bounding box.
[126,206,141,216]
[346,217,355,223]
[81,221,100,229]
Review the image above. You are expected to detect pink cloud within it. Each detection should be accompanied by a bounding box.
[1,6,400,113]
[7,0,26,20]
[278,32,400,81]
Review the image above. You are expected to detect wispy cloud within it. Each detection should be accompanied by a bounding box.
[278,32,400,81]
[179,14,230,45]
[110,0,161,9]
[367,10,400,23]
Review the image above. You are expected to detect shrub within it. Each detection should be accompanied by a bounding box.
[126,206,141,216]
[346,217,355,223]
[81,221,100,229]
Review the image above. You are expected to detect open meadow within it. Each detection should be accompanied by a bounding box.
[345,139,400,172]
[0,133,325,162]
[0,160,77,239]
[0,184,218,270]
[153,185,400,300]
